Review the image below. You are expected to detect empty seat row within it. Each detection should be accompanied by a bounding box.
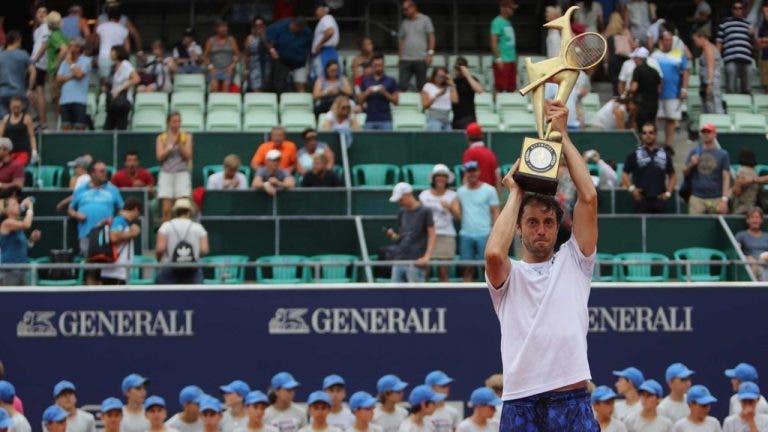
[592,248,728,283]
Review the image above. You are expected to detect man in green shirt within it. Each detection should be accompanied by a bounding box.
[490,0,517,92]
[46,12,69,78]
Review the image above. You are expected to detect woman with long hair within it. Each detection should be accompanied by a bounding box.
[104,45,139,130]
[0,96,38,166]
[313,60,352,116]
[203,20,240,92]
[244,16,271,92]
[321,95,360,132]
[421,67,457,131]
[156,112,193,222]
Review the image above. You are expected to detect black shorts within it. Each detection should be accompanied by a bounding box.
[34,68,47,88]
[60,103,88,127]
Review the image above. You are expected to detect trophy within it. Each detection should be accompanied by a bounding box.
[513,6,607,195]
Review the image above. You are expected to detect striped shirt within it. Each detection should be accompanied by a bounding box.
[716,17,754,63]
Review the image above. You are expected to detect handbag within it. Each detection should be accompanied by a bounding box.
[108,90,131,114]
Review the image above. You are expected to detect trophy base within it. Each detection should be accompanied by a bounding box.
[514,137,562,196]
[512,171,559,196]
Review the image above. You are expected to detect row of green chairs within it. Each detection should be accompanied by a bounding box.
[24,165,119,188]
[592,248,728,282]
[352,163,468,188]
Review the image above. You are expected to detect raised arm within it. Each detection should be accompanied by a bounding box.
[485,160,522,288]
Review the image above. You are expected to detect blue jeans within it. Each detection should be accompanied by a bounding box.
[364,121,393,130]
[500,389,599,432]
[391,264,427,283]
[460,234,489,260]
[426,117,451,131]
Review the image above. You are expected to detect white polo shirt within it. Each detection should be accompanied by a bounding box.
[671,417,721,432]
[658,397,690,423]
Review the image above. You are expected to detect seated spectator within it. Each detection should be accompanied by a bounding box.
[358,53,398,130]
[55,37,91,131]
[589,97,629,130]
[244,17,271,92]
[731,148,761,215]
[250,126,297,173]
[321,96,360,139]
[385,182,435,283]
[0,96,37,165]
[173,28,204,74]
[137,40,174,93]
[312,59,352,117]
[736,207,768,281]
[583,150,618,189]
[203,20,240,93]
[0,196,41,286]
[462,123,500,192]
[422,67,457,131]
[111,151,155,191]
[155,198,209,285]
[252,150,295,196]
[207,154,248,190]
[0,138,24,192]
[100,197,142,285]
[296,128,334,176]
[156,112,193,222]
[301,153,342,187]
[451,57,483,130]
[104,45,140,130]
[351,37,374,88]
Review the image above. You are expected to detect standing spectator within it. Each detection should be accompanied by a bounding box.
[300,154,342,187]
[264,372,306,432]
[120,374,149,432]
[629,47,662,130]
[359,53,399,130]
[684,123,731,214]
[112,151,155,190]
[732,148,760,214]
[296,128,334,176]
[311,2,340,82]
[250,127,298,172]
[672,385,720,431]
[31,6,50,128]
[156,112,193,222]
[203,21,240,93]
[490,1,517,93]
[173,28,204,74]
[606,9,633,96]
[0,31,35,119]
[49,381,96,432]
[252,150,296,196]
[312,60,352,117]
[545,6,563,58]
[0,196,40,286]
[421,67,457,131]
[265,17,312,93]
[589,97,629,130]
[418,164,459,282]
[42,405,66,432]
[166,386,203,432]
[96,1,142,51]
[138,41,174,93]
[692,30,723,114]
[574,0,604,33]
[207,154,248,190]
[46,12,69,106]
[591,386,627,432]
[95,6,129,85]
[61,5,90,40]
[451,57,483,130]
[725,362,768,415]
[618,47,663,98]
[372,375,408,432]
[462,123,501,191]
[614,367,645,421]
[99,198,142,285]
[104,45,140,130]
[625,0,653,43]
[688,0,712,38]
[658,362,695,423]
[101,398,123,432]
[717,1,754,94]
[0,139,24,192]
[736,208,768,280]
[623,380,673,432]
[758,3,768,93]
[622,122,676,213]
[244,17,271,92]
[0,97,37,166]
[457,161,499,282]
[56,37,91,131]
[385,182,435,283]
[155,198,209,284]
[457,388,500,432]
[351,37,374,87]
[347,392,378,432]
[398,0,435,91]
[0,382,31,432]
[723,382,768,432]
[320,95,360,134]
[652,31,689,147]
[220,381,250,432]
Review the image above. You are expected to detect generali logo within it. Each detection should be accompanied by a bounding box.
[268,307,448,335]
[17,310,195,338]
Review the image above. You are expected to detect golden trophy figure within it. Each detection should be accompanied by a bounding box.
[513,6,606,195]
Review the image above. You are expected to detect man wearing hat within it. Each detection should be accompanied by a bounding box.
[121,374,150,432]
[726,363,768,416]
[425,371,461,432]
[0,138,24,193]
[101,398,124,432]
[683,122,731,215]
[623,379,672,432]
[0,382,30,432]
[47,381,95,432]
[622,121,676,213]
[591,386,627,432]
[323,375,354,430]
[457,161,499,281]
[42,405,67,432]
[613,366,645,421]
[167,386,203,432]
[386,182,435,283]
[723,382,768,432]
[155,197,209,284]
[659,362,695,423]
[673,385,719,431]
[55,36,91,131]
[462,123,500,192]
[252,149,296,196]
[617,46,662,99]
[221,380,251,432]
[629,47,662,130]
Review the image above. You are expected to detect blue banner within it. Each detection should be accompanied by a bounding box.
[1,284,765,426]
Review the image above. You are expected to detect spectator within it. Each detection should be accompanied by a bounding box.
[574,0,604,33]
[112,151,155,190]
[625,0,653,43]
[605,8,632,96]
[451,57,483,130]
[736,208,768,280]
[758,3,768,94]
[301,154,342,187]
[618,47,662,98]
[483,374,503,424]
[173,28,204,74]
[385,182,435,283]
[351,37,374,87]
[298,392,337,432]
[297,128,334,176]
[0,364,22,415]
[221,381,250,432]
[0,382,31,432]
[613,367,645,421]
[589,97,629,130]
[425,371,460,432]
[137,40,174,93]
[46,12,69,104]
[321,95,360,135]
[725,362,768,415]
[692,30,723,114]
[244,17,271,92]
[398,0,434,91]
[101,398,123,432]
[250,126,298,173]
[462,123,501,192]
[358,53,399,130]
[658,362,695,423]
[56,37,91,131]
[252,150,296,196]
[95,6,129,85]
[584,150,618,189]
[61,5,90,40]
[266,17,312,93]
[0,138,24,192]
[241,391,274,432]
[155,198,209,284]
[421,67,457,131]
[490,1,517,93]
[723,382,768,432]
[200,397,223,432]
[629,47,661,129]
[688,0,712,38]
[30,6,50,128]
[591,386,627,432]
[311,2,340,83]
[42,405,67,432]
[207,154,248,190]
[731,148,760,214]
[672,385,719,431]
[683,123,731,215]
[264,372,306,432]
[457,388,499,432]
[312,60,352,116]
[144,396,171,432]
[400,386,441,432]
[99,198,141,285]
[545,6,563,58]
[96,2,142,52]
[0,31,35,119]
[622,123,676,213]
[166,386,203,432]
[323,376,354,430]
[49,381,96,432]
[0,196,40,286]
[372,375,408,432]
[651,31,689,147]
[418,164,458,282]
[623,380,673,432]
[457,161,499,282]
[156,112,193,222]
[0,97,37,165]
[104,45,140,130]
[717,0,754,94]
[348,392,377,432]
[203,20,240,93]
[68,155,94,189]
[120,374,149,432]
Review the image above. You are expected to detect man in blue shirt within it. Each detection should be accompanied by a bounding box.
[651,31,689,147]
[0,31,36,119]
[457,161,499,281]
[683,123,730,215]
[56,37,91,131]
[266,17,312,93]
[358,53,399,130]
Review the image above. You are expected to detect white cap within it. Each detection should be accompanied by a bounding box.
[429,164,455,183]
[172,197,193,212]
[629,47,649,59]
[266,149,282,160]
[389,182,413,202]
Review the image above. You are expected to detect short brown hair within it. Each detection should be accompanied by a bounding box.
[517,193,564,226]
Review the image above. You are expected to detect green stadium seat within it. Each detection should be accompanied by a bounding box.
[757,164,768,176]
[202,165,252,182]
[582,93,600,111]
[587,162,600,177]
[430,54,447,68]
[754,94,768,116]
[244,92,278,114]
[33,257,84,286]
[686,93,702,119]
[256,255,308,284]
[308,254,358,282]
[480,55,494,71]
[279,92,313,113]
[178,110,204,132]
[281,110,316,131]
[173,74,206,93]
[171,91,205,114]
[87,92,97,115]
[502,110,535,131]
[614,252,670,282]
[476,112,501,131]
[393,111,426,131]
[496,93,528,112]
[207,93,242,115]
[147,166,160,180]
[500,163,513,176]
[474,93,494,114]
[202,255,248,284]
[722,93,753,114]
[34,166,65,188]
[394,92,422,115]
[244,111,279,131]
[688,74,700,90]
[206,110,242,131]
[128,256,157,285]
[384,54,399,68]
[401,163,434,186]
[673,247,727,281]
[698,113,732,131]
[352,164,400,186]
[733,113,767,132]
[131,108,167,131]
[134,92,169,113]
[593,253,617,282]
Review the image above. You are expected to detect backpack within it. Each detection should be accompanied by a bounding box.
[86,219,119,263]
[170,220,197,274]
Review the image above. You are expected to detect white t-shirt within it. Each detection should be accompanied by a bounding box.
[426,405,460,432]
[615,400,643,422]
[121,408,149,432]
[722,414,768,432]
[590,100,626,130]
[221,411,250,432]
[418,189,457,236]
[729,394,768,416]
[10,412,31,432]
[166,414,203,432]
[74,173,91,190]
[33,23,51,70]
[397,418,434,432]
[346,424,383,432]
[233,425,280,432]
[487,236,595,400]
[313,14,340,49]
[373,407,408,432]
[100,216,135,281]
[659,397,690,424]
[157,218,208,263]
[265,405,307,432]
[327,406,355,430]
[324,111,352,131]
[206,171,248,190]
[671,417,721,432]
[298,425,343,432]
[422,83,452,112]
[602,419,629,432]
[96,21,129,61]
[112,60,136,102]
[43,409,96,432]
[623,413,673,432]
[546,29,561,58]
[456,418,498,432]
[619,58,663,90]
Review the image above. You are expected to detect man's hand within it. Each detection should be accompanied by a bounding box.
[132,179,146,187]
[425,54,433,66]
[632,188,643,201]
[502,159,522,194]
[545,100,569,135]
[689,154,700,167]
[385,228,398,241]
[263,183,277,196]
[268,177,281,186]
[718,198,729,214]
[269,47,279,60]
[29,229,41,242]
[129,224,141,237]
[416,254,430,267]
[459,65,470,77]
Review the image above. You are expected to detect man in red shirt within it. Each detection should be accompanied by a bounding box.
[111,151,155,191]
[462,122,501,193]
[0,138,24,192]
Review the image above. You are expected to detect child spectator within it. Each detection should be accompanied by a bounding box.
[592,386,627,432]
[671,385,720,432]
[623,380,673,432]
[265,372,306,432]
[323,376,354,430]
[725,363,768,415]
[145,396,174,432]
[101,398,124,432]
[49,380,96,432]
[424,371,461,432]
[659,363,695,423]
[99,197,142,285]
[121,374,150,432]
[722,382,768,432]
[457,388,500,432]
[347,392,380,432]
[235,391,277,432]
[166,386,203,432]
[221,380,250,432]
[372,375,408,432]
[398,386,443,432]
[200,397,224,432]
[299,392,342,432]
[614,367,645,421]
[297,128,335,176]
[207,155,248,190]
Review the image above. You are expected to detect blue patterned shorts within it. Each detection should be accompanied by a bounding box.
[500,388,599,432]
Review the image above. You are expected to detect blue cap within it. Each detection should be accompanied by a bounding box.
[377,375,408,393]
[121,374,149,393]
[199,395,223,413]
[666,363,695,382]
[463,161,479,170]
[322,374,345,390]
[101,397,124,412]
[469,387,502,407]
[687,385,717,405]
[725,363,759,383]
[408,385,446,406]
[220,380,250,398]
[42,405,68,423]
[590,386,618,402]
[0,381,16,403]
[738,382,761,401]
[613,367,645,389]
[245,391,269,406]
[0,408,13,429]
[144,395,166,410]
[271,372,300,390]
[179,386,203,406]
[53,380,76,398]
[638,380,664,397]
[425,371,454,387]
[349,391,377,411]
[307,391,332,406]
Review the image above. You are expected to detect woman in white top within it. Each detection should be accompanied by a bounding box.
[574,0,604,33]
[104,45,139,130]
[418,164,459,282]
[421,67,458,131]
[322,96,360,132]
[31,5,51,127]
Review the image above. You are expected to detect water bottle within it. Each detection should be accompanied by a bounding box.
[20,196,36,213]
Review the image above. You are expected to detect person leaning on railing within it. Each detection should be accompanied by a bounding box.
[0,195,41,286]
